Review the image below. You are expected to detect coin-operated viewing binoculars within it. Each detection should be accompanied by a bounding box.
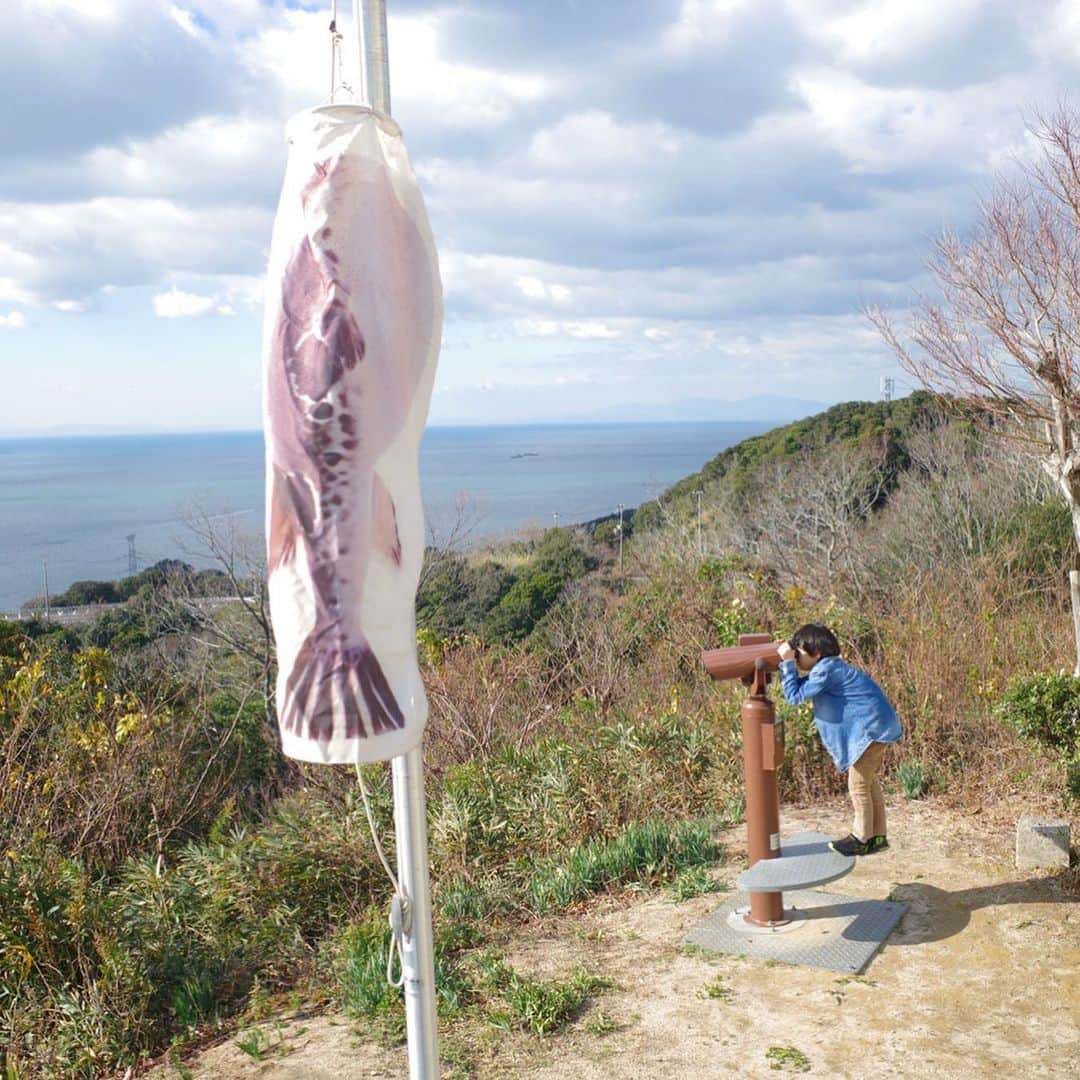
[700,633,787,926]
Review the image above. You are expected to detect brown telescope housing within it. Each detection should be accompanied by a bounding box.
[700,632,787,926]
[700,639,782,682]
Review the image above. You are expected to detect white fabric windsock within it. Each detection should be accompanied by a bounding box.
[262,106,442,763]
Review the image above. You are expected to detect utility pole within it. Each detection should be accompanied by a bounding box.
[692,490,704,557]
[880,376,894,402]
[616,503,625,573]
[42,560,50,621]
[552,512,559,529]
[127,533,137,576]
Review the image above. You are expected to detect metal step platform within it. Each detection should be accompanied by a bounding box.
[735,831,854,893]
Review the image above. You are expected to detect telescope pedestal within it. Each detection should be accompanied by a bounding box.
[734,641,855,926]
[695,632,905,972]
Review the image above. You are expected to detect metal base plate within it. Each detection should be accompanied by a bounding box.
[683,889,907,974]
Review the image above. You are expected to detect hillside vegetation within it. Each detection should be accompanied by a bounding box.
[1,394,1077,1077]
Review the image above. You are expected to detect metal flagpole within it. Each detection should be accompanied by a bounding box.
[355,0,391,115]
[391,747,439,1078]
[352,3,439,1077]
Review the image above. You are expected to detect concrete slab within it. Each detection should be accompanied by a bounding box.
[683,888,907,974]
[1015,816,1071,869]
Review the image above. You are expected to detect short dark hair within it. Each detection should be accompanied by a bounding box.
[790,623,840,658]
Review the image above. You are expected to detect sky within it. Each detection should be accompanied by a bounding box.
[1,0,1079,432]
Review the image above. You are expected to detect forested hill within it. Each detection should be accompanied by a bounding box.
[631,389,951,532]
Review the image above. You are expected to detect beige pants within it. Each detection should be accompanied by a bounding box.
[849,742,888,841]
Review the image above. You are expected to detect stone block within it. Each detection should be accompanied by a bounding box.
[1015,816,1071,869]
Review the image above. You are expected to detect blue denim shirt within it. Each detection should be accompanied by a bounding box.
[778,656,901,773]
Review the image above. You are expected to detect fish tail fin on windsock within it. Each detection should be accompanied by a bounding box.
[281,632,406,743]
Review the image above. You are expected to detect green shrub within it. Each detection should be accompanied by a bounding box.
[897,761,925,800]
[524,819,718,915]
[995,673,1080,758]
[477,956,610,1036]
[995,673,1080,800]
[416,552,514,638]
[332,908,469,1041]
[992,500,1072,579]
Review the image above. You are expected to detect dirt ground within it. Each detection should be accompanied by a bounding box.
[147,798,1078,1079]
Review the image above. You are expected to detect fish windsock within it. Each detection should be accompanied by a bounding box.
[262,106,442,763]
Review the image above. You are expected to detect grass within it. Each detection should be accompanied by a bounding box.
[436,816,721,921]
[583,1009,618,1036]
[235,1025,287,1061]
[667,865,725,901]
[524,819,719,915]
[766,1045,811,1072]
[475,956,612,1036]
[898,760,926,799]
[695,975,734,1002]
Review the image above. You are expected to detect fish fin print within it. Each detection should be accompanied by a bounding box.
[320,294,365,373]
[269,467,308,570]
[300,158,333,211]
[281,632,406,742]
[281,471,318,537]
[372,472,402,567]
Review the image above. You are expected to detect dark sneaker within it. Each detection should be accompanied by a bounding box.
[829,833,872,857]
[866,835,889,854]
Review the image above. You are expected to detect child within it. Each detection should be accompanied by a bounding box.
[775,624,902,857]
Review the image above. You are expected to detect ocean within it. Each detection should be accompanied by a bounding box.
[0,421,769,610]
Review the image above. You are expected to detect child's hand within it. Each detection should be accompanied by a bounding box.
[776,640,795,662]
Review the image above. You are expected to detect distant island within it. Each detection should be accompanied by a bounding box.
[510,451,539,459]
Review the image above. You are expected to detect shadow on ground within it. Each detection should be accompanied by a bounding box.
[884,872,1077,946]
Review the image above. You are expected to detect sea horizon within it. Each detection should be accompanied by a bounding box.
[0,419,773,611]
[0,417,788,440]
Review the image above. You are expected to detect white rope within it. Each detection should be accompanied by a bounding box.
[329,1,339,102]
[328,1,353,104]
[355,762,407,989]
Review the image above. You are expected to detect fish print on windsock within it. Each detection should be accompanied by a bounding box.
[262,106,441,763]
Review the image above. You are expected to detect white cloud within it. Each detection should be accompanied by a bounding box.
[790,68,1028,176]
[513,318,621,340]
[25,0,117,20]
[153,287,216,318]
[528,111,682,176]
[0,311,26,329]
[0,197,271,303]
[514,318,560,337]
[81,114,284,203]
[514,274,572,304]
[243,9,549,130]
[0,0,1070,425]
[565,321,621,340]
[515,275,547,300]
[168,4,201,38]
[662,0,754,55]
[815,0,984,67]
[390,15,549,129]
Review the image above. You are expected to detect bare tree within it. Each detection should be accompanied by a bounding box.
[418,492,483,596]
[869,106,1080,669]
[857,421,1055,602]
[741,440,890,600]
